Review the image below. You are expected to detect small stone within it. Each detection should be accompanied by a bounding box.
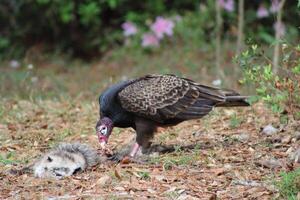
[286,147,294,157]
[224,164,233,170]
[192,131,202,137]
[115,186,125,191]
[248,147,255,152]
[258,158,282,169]
[96,175,111,186]
[281,135,292,144]
[291,149,300,163]
[234,133,250,142]
[153,175,165,181]
[262,124,278,136]
[129,190,135,195]
[147,188,156,194]
[294,132,300,141]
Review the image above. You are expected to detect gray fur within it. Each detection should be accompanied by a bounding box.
[33,143,101,179]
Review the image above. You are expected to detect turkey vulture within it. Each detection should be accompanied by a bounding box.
[96,74,249,158]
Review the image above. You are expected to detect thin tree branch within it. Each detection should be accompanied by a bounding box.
[273,0,286,74]
[215,0,225,79]
[236,0,244,55]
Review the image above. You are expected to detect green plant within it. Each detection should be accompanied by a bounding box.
[235,43,300,120]
[136,171,150,180]
[229,113,243,128]
[276,168,300,199]
[162,154,195,170]
[0,152,17,165]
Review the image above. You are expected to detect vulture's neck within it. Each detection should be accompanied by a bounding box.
[101,80,133,106]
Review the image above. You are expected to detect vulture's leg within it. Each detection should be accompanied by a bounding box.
[129,118,156,157]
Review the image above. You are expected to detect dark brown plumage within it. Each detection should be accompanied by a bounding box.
[96,74,249,159]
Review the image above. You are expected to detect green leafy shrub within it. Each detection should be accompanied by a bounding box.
[235,43,300,120]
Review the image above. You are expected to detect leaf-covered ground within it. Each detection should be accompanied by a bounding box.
[1,97,299,199]
[0,54,299,199]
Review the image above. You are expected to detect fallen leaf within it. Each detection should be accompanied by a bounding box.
[281,135,291,144]
[115,186,125,191]
[7,124,17,131]
[96,175,111,186]
[114,168,122,180]
[147,188,156,194]
[208,193,217,200]
[213,168,226,176]
[120,156,131,164]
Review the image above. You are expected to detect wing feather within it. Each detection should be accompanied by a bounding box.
[118,74,225,123]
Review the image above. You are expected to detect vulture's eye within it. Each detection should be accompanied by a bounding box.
[98,126,108,135]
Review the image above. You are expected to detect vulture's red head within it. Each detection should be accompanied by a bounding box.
[96,117,113,148]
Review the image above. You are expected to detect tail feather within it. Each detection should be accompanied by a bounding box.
[216,95,250,107]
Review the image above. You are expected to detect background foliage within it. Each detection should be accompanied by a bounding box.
[0,0,299,59]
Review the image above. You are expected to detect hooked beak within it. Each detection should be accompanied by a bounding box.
[97,132,108,148]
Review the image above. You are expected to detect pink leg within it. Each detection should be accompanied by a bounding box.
[129,142,140,157]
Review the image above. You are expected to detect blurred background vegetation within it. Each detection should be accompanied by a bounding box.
[0,0,298,59]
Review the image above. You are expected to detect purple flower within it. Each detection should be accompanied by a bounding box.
[121,22,138,37]
[270,0,280,13]
[150,17,175,39]
[273,21,285,37]
[9,60,20,68]
[256,4,269,18]
[141,33,160,47]
[218,0,234,12]
[257,4,269,18]
[174,15,182,22]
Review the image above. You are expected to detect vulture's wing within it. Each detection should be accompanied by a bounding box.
[118,74,227,122]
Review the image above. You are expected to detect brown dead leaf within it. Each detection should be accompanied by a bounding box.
[120,156,131,164]
[33,141,39,147]
[7,123,17,131]
[212,168,226,176]
[115,186,126,191]
[96,175,111,186]
[40,124,48,129]
[152,175,165,182]
[114,167,122,180]
[209,193,217,200]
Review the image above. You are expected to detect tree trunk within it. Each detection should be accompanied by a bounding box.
[236,0,244,55]
[215,0,225,79]
[273,0,286,74]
